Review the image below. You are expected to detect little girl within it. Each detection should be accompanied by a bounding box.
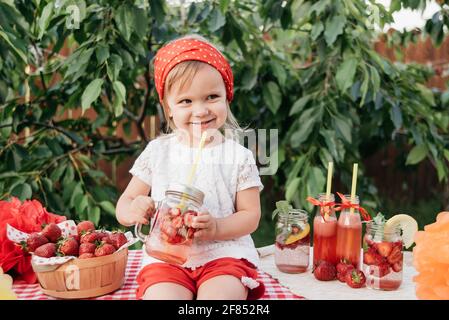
[116,35,265,300]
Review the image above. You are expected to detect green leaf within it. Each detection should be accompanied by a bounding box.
[81,78,103,114]
[219,0,230,13]
[435,159,446,182]
[50,163,67,182]
[208,7,226,32]
[11,183,32,201]
[333,116,352,143]
[88,206,101,226]
[406,145,428,165]
[112,81,126,103]
[42,177,53,192]
[390,103,403,129]
[289,95,311,116]
[444,149,449,162]
[113,95,123,117]
[263,81,282,114]
[132,7,148,39]
[149,0,166,24]
[368,65,380,98]
[38,2,53,39]
[114,6,133,40]
[240,67,258,90]
[99,201,116,216]
[307,167,326,198]
[95,44,109,64]
[336,58,357,93]
[69,183,83,208]
[271,62,287,87]
[0,31,27,63]
[416,83,435,106]
[286,177,300,202]
[107,54,123,81]
[75,194,88,217]
[290,107,321,148]
[324,15,346,46]
[311,21,324,40]
[311,0,330,14]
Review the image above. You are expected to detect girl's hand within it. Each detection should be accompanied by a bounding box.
[129,195,156,225]
[192,210,218,241]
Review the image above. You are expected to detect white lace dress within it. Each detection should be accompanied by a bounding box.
[129,134,264,271]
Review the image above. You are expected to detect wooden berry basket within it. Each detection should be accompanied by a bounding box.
[31,248,128,299]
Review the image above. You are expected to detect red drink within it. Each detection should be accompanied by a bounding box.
[336,202,362,268]
[313,215,338,266]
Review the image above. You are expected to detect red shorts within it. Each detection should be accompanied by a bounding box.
[136,257,265,300]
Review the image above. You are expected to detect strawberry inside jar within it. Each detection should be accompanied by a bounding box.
[140,183,205,265]
[159,207,198,245]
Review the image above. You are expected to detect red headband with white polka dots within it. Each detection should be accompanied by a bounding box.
[153,38,234,103]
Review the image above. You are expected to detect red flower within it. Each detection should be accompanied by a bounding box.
[0,197,66,284]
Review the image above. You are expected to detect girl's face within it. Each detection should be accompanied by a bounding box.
[165,64,228,144]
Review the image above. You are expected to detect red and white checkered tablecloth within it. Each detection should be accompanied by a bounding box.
[12,250,304,300]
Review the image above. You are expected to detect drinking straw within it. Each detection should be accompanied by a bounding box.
[349,163,358,215]
[177,131,208,210]
[186,131,209,185]
[324,162,333,220]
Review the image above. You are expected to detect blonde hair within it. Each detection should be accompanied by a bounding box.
[155,34,243,141]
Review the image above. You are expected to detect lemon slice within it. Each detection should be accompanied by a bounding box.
[285,224,310,244]
[384,214,418,249]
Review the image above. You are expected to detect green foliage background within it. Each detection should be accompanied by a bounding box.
[1,0,448,246]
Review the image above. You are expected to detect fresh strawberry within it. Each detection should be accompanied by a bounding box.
[166,234,184,245]
[387,246,402,265]
[392,261,403,272]
[77,221,95,236]
[172,216,183,229]
[79,242,96,255]
[80,231,100,244]
[108,231,127,250]
[183,212,197,227]
[95,230,108,239]
[58,237,79,256]
[25,232,48,252]
[346,269,366,288]
[79,253,95,259]
[336,260,354,275]
[72,234,80,243]
[363,248,384,266]
[378,263,391,277]
[375,242,393,258]
[95,242,116,257]
[161,221,177,238]
[34,243,57,258]
[313,261,336,281]
[41,223,62,242]
[337,272,347,283]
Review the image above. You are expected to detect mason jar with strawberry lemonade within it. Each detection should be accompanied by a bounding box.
[274,209,310,273]
[135,183,203,264]
[363,213,418,291]
[312,193,337,267]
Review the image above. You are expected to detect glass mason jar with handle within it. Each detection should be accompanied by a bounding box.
[274,209,310,273]
[134,183,204,265]
[363,221,403,290]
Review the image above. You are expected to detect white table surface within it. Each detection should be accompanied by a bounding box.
[257,245,418,300]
